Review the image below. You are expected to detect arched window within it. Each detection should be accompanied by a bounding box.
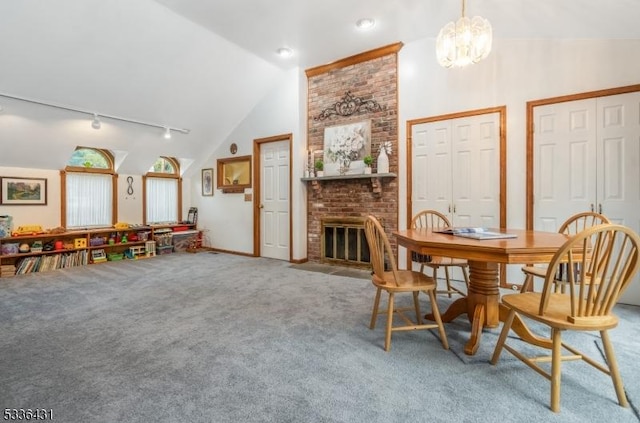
[144,157,182,224]
[67,147,111,169]
[62,147,116,228]
[149,157,177,174]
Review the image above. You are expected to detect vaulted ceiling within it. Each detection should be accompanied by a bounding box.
[0,0,638,176]
[155,0,640,69]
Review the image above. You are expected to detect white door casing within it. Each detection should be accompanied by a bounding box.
[260,139,290,260]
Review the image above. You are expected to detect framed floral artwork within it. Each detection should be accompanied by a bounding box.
[0,177,47,205]
[202,168,214,196]
[323,120,371,176]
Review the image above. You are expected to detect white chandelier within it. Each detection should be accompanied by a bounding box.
[436,0,492,68]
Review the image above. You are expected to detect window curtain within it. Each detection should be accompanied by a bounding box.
[66,173,112,228]
[146,177,178,224]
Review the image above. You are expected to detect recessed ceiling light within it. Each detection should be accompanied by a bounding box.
[356,18,376,30]
[276,47,293,58]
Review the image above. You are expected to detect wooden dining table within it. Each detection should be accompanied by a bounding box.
[393,228,570,355]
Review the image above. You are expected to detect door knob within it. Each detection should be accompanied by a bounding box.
[259,204,264,209]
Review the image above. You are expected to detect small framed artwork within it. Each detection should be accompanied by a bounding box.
[1,177,48,205]
[202,168,214,196]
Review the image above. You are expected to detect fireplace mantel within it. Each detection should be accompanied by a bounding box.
[301,173,396,196]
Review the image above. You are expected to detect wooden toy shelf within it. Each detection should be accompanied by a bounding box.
[0,224,195,277]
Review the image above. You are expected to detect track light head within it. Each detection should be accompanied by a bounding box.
[164,127,172,139]
[91,113,101,130]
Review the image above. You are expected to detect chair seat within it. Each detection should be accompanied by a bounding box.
[374,270,437,292]
[521,265,546,277]
[502,292,619,330]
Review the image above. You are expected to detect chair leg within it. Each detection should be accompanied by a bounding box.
[461,266,470,291]
[384,293,395,352]
[601,330,629,408]
[490,308,516,364]
[413,291,423,324]
[370,288,382,329]
[520,273,533,293]
[427,289,448,350]
[431,266,441,294]
[550,328,562,413]
[444,267,453,298]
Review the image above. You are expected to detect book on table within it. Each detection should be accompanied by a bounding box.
[435,227,517,240]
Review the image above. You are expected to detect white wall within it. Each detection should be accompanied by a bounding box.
[190,68,305,257]
[117,174,143,224]
[397,38,640,278]
[0,167,61,230]
[0,167,191,231]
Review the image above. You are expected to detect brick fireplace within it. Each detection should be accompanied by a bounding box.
[305,44,401,266]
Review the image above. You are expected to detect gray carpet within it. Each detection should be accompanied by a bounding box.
[1,253,639,423]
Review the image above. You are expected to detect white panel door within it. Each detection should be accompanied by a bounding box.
[533,91,640,305]
[597,92,640,305]
[412,120,452,219]
[533,99,597,231]
[260,140,290,260]
[451,113,501,227]
[412,113,500,227]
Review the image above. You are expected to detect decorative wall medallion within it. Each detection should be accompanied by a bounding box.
[314,91,383,121]
[230,143,238,154]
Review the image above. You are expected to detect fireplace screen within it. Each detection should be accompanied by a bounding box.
[321,217,370,267]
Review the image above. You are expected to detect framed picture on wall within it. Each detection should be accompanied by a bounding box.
[0,177,48,205]
[202,168,214,196]
[323,120,371,176]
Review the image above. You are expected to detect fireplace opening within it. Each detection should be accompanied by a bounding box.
[321,217,371,268]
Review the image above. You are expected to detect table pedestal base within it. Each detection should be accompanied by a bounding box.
[426,260,552,355]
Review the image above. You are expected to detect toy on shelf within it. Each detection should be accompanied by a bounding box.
[12,225,44,236]
[127,245,145,259]
[30,241,43,253]
[145,241,156,257]
[91,249,107,263]
[0,216,13,238]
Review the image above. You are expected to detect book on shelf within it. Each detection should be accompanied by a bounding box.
[435,227,517,240]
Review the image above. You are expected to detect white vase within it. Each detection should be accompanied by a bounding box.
[363,167,372,175]
[377,148,389,174]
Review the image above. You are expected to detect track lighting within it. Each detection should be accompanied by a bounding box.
[0,92,190,137]
[91,113,101,130]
